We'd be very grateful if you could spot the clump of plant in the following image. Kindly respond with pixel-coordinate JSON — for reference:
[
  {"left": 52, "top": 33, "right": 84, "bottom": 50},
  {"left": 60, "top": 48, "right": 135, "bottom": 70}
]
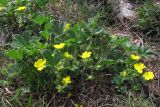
[
  {"left": 4, "top": 11, "right": 155, "bottom": 94},
  {"left": 136, "top": 1, "right": 160, "bottom": 37},
  {"left": 113, "top": 51, "right": 154, "bottom": 92}
]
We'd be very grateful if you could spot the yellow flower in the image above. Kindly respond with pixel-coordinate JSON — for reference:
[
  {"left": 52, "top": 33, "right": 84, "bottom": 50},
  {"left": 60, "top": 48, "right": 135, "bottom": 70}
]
[
  {"left": 34, "top": 58, "right": 46, "bottom": 71},
  {"left": 62, "top": 76, "right": 71, "bottom": 85},
  {"left": 16, "top": 6, "right": 26, "bottom": 11},
  {"left": 130, "top": 54, "right": 140, "bottom": 60},
  {"left": 121, "top": 71, "right": 127, "bottom": 77},
  {"left": 0, "top": 7, "right": 4, "bottom": 11},
  {"left": 134, "top": 63, "right": 146, "bottom": 73},
  {"left": 143, "top": 71, "right": 154, "bottom": 80},
  {"left": 80, "top": 51, "right": 92, "bottom": 59},
  {"left": 53, "top": 43, "right": 65, "bottom": 49},
  {"left": 64, "top": 52, "right": 73, "bottom": 59},
  {"left": 63, "top": 23, "right": 70, "bottom": 32}
]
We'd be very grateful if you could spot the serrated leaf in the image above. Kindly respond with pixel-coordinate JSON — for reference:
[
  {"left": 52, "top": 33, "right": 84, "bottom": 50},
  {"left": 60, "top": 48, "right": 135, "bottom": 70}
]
[
  {"left": 11, "top": 33, "right": 32, "bottom": 49},
  {"left": 5, "top": 49, "right": 23, "bottom": 60}
]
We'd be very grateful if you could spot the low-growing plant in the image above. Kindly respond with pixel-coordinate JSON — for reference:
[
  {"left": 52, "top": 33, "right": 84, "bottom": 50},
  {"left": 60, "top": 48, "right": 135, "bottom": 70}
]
[{"left": 4, "top": 11, "right": 154, "bottom": 94}]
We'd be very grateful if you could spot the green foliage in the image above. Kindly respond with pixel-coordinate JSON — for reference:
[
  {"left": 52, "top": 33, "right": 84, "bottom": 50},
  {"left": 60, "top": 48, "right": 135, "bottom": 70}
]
[
  {"left": 4, "top": 13, "right": 152, "bottom": 94},
  {"left": 0, "top": 0, "right": 8, "bottom": 6},
  {"left": 1, "top": 0, "right": 154, "bottom": 95},
  {"left": 136, "top": 1, "right": 160, "bottom": 36}
]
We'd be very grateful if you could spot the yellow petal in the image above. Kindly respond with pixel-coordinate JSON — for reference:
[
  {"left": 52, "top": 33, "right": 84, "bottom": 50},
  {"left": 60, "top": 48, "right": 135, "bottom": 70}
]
[
  {"left": 80, "top": 51, "right": 92, "bottom": 59},
  {"left": 64, "top": 52, "right": 73, "bottom": 59},
  {"left": 130, "top": 54, "right": 140, "bottom": 60},
  {"left": 143, "top": 71, "right": 154, "bottom": 80},
  {"left": 16, "top": 6, "right": 26, "bottom": 11},
  {"left": 134, "top": 63, "right": 146, "bottom": 73},
  {"left": 37, "top": 66, "right": 44, "bottom": 71},
  {"left": 34, "top": 58, "right": 46, "bottom": 71},
  {"left": 53, "top": 43, "right": 65, "bottom": 49}
]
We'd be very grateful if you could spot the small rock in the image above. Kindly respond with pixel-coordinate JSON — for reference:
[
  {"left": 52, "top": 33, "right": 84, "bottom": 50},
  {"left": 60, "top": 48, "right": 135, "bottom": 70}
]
[
  {"left": 156, "top": 0, "right": 160, "bottom": 4},
  {"left": 116, "top": 0, "right": 137, "bottom": 20}
]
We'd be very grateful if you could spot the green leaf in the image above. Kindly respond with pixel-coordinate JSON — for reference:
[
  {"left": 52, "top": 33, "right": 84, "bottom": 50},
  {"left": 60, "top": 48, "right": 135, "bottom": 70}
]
[
  {"left": 43, "top": 50, "right": 61, "bottom": 66},
  {"left": 5, "top": 49, "right": 23, "bottom": 60},
  {"left": 0, "top": 0, "right": 7, "bottom": 6},
  {"left": 115, "top": 37, "right": 129, "bottom": 46},
  {"left": 34, "top": 15, "right": 49, "bottom": 25},
  {"left": 94, "top": 28, "right": 104, "bottom": 35},
  {"left": 11, "top": 32, "right": 32, "bottom": 49},
  {"left": 27, "top": 96, "right": 33, "bottom": 107},
  {"left": 98, "top": 59, "right": 114, "bottom": 66},
  {"left": 64, "top": 38, "right": 77, "bottom": 46},
  {"left": 44, "top": 22, "right": 53, "bottom": 31},
  {"left": 40, "top": 30, "right": 50, "bottom": 40}
]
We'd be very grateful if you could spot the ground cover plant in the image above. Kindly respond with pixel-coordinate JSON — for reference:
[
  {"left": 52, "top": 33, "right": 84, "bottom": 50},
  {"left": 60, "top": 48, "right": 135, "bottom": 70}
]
[{"left": 0, "top": 0, "right": 159, "bottom": 107}]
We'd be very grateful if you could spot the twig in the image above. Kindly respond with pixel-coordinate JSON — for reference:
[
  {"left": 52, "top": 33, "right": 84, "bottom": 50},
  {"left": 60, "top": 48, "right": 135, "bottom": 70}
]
[{"left": 46, "top": 93, "right": 56, "bottom": 107}]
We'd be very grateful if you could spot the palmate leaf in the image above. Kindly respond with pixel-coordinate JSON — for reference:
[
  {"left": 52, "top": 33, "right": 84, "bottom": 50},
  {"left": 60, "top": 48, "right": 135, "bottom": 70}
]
[
  {"left": 5, "top": 49, "right": 23, "bottom": 60},
  {"left": 6, "top": 31, "right": 48, "bottom": 59},
  {"left": 43, "top": 50, "right": 61, "bottom": 66},
  {"left": 11, "top": 32, "right": 32, "bottom": 49},
  {"left": 33, "top": 15, "right": 49, "bottom": 25}
]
